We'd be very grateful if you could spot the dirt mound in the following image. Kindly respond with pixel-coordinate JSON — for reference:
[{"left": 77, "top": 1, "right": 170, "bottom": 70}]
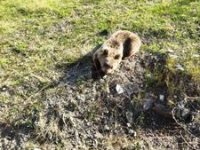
[{"left": 1, "top": 52, "right": 200, "bottom": 149}]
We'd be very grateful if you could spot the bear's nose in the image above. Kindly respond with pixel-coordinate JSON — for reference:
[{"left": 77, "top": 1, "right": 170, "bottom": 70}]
[{"left": 104, "top": 63, "right": 113, "bottom": 69}]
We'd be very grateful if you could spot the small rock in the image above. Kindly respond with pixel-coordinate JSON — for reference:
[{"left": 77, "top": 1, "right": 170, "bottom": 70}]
[
  {"left": 103, "top": 75, "right": 107, "bottom": 79},
  {"left": 159, "top": 95, "right": 165, "bottom": 102},
  {"left": 129, "top": 129, "right": 137, "bottom": 137},
  {"left": 176, "top": 64, "right": 184, "bottom": 71},
  {"left": 129, "top": 129, "right": 134, "bottom": 134},
  {"left": 146, "top": 73, "right": 152, "bottom": 78},
  {"left": 100, "top": 79, "right": 104, "bottom": 83},
  {"left": 167, "top": 48, "right": 174, "bottom": 53},
  {"left": 177, "top": 101, "right": 185, "bottom": 109},
  {"left": 143, "top": 99, "right": 154, "bottom": 111},
  {"left": 104, "top": 125, "right": 110, "bottom": 131},
  {"left": 126, "top": 111, "right": 133, "bottom": 124},
  {"left": 115, "top": 84, "right": 124, "bottom": 94},
  {"left": 86, "top": 122, "right": 91, "bottom": 126},
  {"left": 95, "top": 132, "right": 103, "bottom": 139},
  {"left": 127, "top": 123, "right": 131, "bottom": 127}
]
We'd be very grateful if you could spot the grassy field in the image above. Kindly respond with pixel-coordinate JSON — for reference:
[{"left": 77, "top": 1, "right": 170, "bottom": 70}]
[{"left": 0, "top": 0, "right": 200, "bottom": 149}]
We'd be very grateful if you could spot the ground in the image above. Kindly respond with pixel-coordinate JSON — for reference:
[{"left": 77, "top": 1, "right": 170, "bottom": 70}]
[{"left": 0, "top": 0, "right": 200, "bottom": 149}]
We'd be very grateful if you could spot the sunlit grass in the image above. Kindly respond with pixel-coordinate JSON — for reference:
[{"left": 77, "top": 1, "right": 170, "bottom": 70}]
[{"left": 0, "top": 1, "right": 199, "bottom": 147}]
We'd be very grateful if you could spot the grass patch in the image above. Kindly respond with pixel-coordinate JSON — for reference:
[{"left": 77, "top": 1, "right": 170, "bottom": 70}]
[{"left": 0, "top": 0, "right": 200, "bottom": 148}]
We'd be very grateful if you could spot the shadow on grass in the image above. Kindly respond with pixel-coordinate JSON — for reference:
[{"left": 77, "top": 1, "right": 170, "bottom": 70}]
[
  {"left": 0, "top": 122, "right": 33, "bottom": 149},
  {"left": 0, "top": 47, "right": 199, "bottom": 148},
  {"left": 55, "top": 44, "right": 102, "bottom": 86}
]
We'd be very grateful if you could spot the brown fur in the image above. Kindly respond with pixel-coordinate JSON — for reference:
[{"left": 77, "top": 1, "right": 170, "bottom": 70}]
[{"left": 93, "top": 30, "right": 141, "bottom": 75}]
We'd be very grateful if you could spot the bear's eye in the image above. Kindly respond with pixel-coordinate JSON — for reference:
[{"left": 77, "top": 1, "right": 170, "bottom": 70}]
[
  {"left": 102, "top": 49, "right": 108, "bottom": 56},
  {"left": 114, "top": 54, "right": 120, "bottom": 59}
]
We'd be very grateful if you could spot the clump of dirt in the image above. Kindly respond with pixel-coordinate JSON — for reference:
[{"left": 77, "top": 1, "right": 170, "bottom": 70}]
[{"left": 0, "top": 52, "right": 199, "bottom": 149}]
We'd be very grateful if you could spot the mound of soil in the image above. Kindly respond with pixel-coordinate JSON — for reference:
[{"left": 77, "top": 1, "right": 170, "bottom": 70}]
[{"left": 1, "top": 52, "right": 200, "bottom": 149}]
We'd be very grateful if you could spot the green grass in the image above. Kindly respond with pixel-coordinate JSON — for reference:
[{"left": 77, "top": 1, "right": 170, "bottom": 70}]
[{"left": 0, "top": 0, "right": 200, "bottom": 148}]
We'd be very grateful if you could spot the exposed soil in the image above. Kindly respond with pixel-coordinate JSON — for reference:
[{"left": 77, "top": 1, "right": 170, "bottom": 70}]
[{"left": 0, "top": 52, "right": 200, "bottom": 149}]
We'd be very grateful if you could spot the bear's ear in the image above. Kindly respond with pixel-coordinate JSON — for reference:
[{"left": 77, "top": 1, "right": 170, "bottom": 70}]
[{"left": 122, "top": 38, "right": 132, "bottom": 59}]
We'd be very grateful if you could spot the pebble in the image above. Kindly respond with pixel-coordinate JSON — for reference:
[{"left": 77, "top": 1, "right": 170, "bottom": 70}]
[
  {"left": 177, "top": 101, "right": 185, "bottom": 109},
  {"left": 104, "top": 125, "right": 110, "bottom": 131},
  {"left": 129, "top": 129, "right": 137, "bottom": 137},
  {"left": 176, "top": 64, "right": 184, "bottom": 71},
  {"left": 146, "top": 73, "right": 152, "bottom": 78},
  {"left": 115, "top": 84, "right": 124, "bottom": 94},
  {"left": 103, "top": 75, "right": 107, "bottom": 79},
  {"left": 126, "top": 111, "right": 133, "bottom": 123},
  {"left": 127, "top": 123, "right": 132, "bottom": 127},
  {"left": 100, "top": 79, "right": 104, "bottom": 83},
  {"left": 167, "top": 48, "right": 174, "bottom": 53},
  {"left": 159, "top": 95, "right": 165, "bottom": 102},
  {"left": 95, "top": 132, "right": 103, "bottom": 139}
]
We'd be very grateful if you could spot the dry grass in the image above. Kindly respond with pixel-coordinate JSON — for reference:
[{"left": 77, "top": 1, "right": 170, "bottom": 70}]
[{"left": 0, "top": 0, "right": 200, "bottom": 149}]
